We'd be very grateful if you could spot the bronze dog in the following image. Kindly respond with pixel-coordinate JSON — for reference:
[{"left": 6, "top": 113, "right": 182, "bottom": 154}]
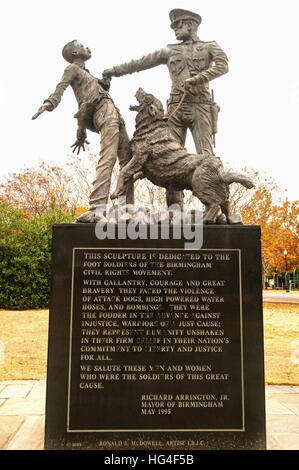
[{"left": 111, "top": 89, "right": 254, "bottom": 223}]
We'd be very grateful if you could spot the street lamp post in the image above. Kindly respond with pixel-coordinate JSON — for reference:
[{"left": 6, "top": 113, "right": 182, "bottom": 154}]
[{"left": 284, "top": 250, "right": 290, "bottom": 292}]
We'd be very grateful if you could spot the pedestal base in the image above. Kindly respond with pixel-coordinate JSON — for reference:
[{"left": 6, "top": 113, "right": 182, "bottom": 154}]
[{"left": 45, "top": 224, "right": 266, "bottom": 450}]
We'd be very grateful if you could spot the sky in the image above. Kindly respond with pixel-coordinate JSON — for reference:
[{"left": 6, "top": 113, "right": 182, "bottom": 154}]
[{"left": 1, "top": 0, "right": 299, "bottom": 201}]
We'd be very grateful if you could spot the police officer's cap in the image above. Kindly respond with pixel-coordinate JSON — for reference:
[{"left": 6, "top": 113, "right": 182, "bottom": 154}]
[{"left": 169, "top": 9, "right": 202, "bottom": 29}]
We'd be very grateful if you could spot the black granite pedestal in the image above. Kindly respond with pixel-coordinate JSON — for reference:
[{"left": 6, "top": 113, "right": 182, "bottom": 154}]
[{"left": 44, "top": 224, "right": 266, "bottom": 450}]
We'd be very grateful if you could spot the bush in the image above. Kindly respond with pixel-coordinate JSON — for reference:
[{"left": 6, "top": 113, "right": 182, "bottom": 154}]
[{"left": 0, "top": 204, "right": 73, "bottom": 309}]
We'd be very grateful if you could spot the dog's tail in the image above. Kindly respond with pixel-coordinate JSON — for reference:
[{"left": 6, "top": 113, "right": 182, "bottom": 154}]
[{"left": 219, "top": 170, "right": 255, "bottom": 189}]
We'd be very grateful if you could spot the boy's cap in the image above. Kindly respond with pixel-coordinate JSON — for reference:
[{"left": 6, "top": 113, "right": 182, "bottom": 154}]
[{"left": 169, "top": 9, "right": 202, "bottom": 29}]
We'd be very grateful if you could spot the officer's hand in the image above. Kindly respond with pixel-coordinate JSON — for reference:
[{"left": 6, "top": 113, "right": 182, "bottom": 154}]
[
  {"left": 71, "top": 139, "right": 90, "bottom": 155},
  {"left": 32, "top": 102, "right": 52, "bottom": 120},
  {"left": 184, "top": 77, "right": 197, "bottom": 91},
  {"left": 103, "top": 68, "right": 114, "bottom": 78},
  {"left": 100, "top": 75, "right": 112, "bottom": 90},
  {"left": 101, "top": 75, "right": 111, "bottom": 85}
]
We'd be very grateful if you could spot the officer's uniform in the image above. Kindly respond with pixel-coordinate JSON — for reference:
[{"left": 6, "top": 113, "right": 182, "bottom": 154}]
[{"left": 105, "top": 9, "right": 228, "bottom": 207}]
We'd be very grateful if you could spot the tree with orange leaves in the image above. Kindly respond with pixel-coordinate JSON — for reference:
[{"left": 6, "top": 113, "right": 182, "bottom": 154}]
[
  {"left": 0, "top": 162, "right": 75, "bottom": 217},
  {"left": 229, "top": 170, "right": 298, "bottom": 279}
]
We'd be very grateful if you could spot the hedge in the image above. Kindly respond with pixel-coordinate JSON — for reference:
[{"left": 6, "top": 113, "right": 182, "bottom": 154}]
[{"left": 0, "top": 204, "right": 73, "bottom": 309}]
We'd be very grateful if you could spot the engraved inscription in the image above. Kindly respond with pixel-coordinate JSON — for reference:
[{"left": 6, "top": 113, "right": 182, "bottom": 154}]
[{"left": 68, "top": 248, "right": 244, "bottom": 432}]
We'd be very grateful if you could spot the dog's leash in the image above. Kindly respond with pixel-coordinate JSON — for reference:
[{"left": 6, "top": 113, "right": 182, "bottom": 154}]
[{"left": 166, "top": 90, "right": 187, "bottom": 121}]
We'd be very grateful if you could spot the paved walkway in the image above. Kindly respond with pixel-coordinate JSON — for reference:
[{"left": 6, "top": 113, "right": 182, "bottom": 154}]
[
  {"left": 0, "top": 381, "right": 298, "bottom": 450},
  {"left": 263, "top": 292, "right": 299, "bottom": 304}
]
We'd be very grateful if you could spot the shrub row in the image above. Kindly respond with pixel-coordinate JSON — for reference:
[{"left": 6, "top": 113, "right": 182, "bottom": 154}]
[{"left": 0, "top": 204, "right": 73, "bottom": 309}]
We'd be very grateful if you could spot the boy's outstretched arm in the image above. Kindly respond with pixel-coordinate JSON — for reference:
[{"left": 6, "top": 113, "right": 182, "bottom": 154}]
[
  {"left": 32, "top": 101, "right": 53, "bottom": 120},
  {"left": 32, "top": 64, "right": 76, "bottom": 120}
]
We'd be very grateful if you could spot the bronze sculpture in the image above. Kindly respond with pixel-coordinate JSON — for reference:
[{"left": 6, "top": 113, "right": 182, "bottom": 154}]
[
  {"left": 32, "top": 40, "right": 134, "bottom": 222},
  {"left": 32, "top": 13, "right": 253, "bottom": 225},
  {"left": 111, "top": 89, "right": 254, "bottom": 224},
  {"left": 103, "top": 9, "right": 228, "bottom": 208}
]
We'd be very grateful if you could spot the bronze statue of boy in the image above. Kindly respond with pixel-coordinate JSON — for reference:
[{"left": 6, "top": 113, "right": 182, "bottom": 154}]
[{"left": 32, "top": 40, "right": 134, "bottom": 222}]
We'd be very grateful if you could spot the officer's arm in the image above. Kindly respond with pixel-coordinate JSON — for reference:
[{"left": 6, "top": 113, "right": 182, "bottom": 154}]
[
  {"left": 44, "top": 64, "right": 77, "bottom": 110},
  {"left": 103, "top": 48, "right": 170, "bottom": 77},
  {"left": 186, "top": 42, "right": 228, "bottom": 89},
  {"left": 200, "top": 42, "right": 229, "bottom": 83}
]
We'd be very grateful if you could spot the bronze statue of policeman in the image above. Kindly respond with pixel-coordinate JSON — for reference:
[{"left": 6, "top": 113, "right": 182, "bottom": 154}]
[{"left": 103, "top": 9, "right": 228, "bottom": 208}]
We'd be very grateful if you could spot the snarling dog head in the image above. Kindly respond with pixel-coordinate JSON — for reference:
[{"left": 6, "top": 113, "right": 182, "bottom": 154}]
[{"left": 130, "top": 88, "right": 165, "bottom": 121}]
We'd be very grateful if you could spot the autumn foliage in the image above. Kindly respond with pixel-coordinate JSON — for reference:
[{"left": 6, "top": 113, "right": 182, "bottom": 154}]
[
  {"left": 229, "top": 169, "right": 298, "bottom": 277},
  {"left": 0, "top": 162, "right": 74, "bottom": 217}
]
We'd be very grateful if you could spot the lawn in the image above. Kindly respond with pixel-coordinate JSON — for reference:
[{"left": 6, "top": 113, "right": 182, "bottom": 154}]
[
  {"left": 0, "top": 304, "right": 298, "bottom": 384},
  {"left": 263, "top": 303, "right": 299, "bottom": 384},
  {"left": 0, "top": 309, "right": 49, "bottom": 380}
]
